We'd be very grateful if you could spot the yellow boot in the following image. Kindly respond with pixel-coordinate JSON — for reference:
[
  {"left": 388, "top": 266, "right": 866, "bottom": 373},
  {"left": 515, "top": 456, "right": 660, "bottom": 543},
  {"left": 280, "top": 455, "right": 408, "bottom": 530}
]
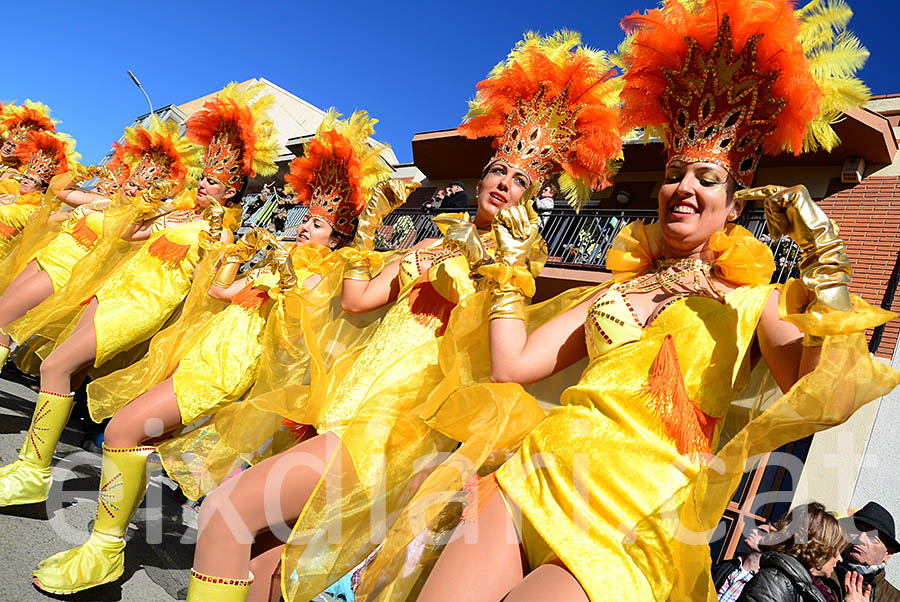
[
  {"left": 0, "top": 341, "right": 9, "bottom": 366},
  {"left": 32, "top": 445, "right": 155, "bottom": 594},
  {"left": 0, "top": 391, "right": 74, "bottom": 505},
  {"left": 186, "top": 569, "right": 252, "bottom": 602}
]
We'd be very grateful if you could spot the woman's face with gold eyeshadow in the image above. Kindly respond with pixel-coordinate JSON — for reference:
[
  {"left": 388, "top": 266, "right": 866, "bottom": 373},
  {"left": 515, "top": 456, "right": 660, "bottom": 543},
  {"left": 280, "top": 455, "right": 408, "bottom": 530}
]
[
  {"left": 19, "top": 174, "right": 43, "bottom": 194},
  {"left": 198, "top": 175, "right": 236, "bottom": 207},
  {"left": 656, "top": 161, "right": 743, "bottom": 258}
]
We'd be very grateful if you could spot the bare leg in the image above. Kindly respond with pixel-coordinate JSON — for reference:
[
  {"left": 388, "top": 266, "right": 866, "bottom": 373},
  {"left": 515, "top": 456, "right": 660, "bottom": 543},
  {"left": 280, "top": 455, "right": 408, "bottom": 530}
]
[
  {"left": 0, "top": 261, "right": 53, "bottom": 347},
  {"left": 193, "top": 431, "right": 344, "bottom": 579},
  {"left": 416, "top": 490, "right": 525, "bottom": 602},
  {"left": 247, "top": 531, "right": 285, "bottom": 602},
  {"left": 503, "top": 562, "right": 588, "bottom": 602},
  {"left": 39, "top": 299, "right": 98, "bottom": 395},
  {"left": 103, "top": 378, "right": 183, "bottom": 448}
]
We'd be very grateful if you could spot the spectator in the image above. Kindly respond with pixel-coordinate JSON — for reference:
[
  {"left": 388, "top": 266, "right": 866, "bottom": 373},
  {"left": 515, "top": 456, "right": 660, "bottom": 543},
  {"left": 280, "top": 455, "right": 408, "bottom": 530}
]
[
  {"left": 441, "top": 181, "right": 469, "bottom": 208},
  {"left": 737, "top": 502, "right": 869, "bottom": 602},
  {"left": 534, "top": 181, "right": 557, "bottom": 228},
  {"left": 714, "top": 523, "right": 772, "bottom": 601},
  {"left": 832, "top": 502, "right": 900, "bottom": 602},
  {"left": 424, "top": 187, "right": 446, "bottom": 212}
]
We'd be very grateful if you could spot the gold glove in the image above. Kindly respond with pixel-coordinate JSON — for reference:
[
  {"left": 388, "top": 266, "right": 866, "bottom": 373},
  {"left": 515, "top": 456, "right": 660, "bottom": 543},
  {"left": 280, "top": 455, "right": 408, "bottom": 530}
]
[
  {"left": 72, "top": 164, "right": 110, "bottom": 184},
  {"left": 199, "top": 201, "right": 226, "bottom": 250},
  {"left": 736, "top": 184, "right": 853, "bottom": 345},
  {"left": 433, "top": 213, "right": 486, "bottom": 270},
  {"left": 212, "top": 228, "right": 267, "bottom": 288},
  {"left": 353, "top": 179, "right": 421, "bottom": 252},
  {"left": 131, "top": 180, "right": 176, "bottom": 222},
  {"left": 270, "top": 244, "right": 298, "bottom": 289},
  {"left": 492, "top": 200, "right": 542, "bottom": 267}
]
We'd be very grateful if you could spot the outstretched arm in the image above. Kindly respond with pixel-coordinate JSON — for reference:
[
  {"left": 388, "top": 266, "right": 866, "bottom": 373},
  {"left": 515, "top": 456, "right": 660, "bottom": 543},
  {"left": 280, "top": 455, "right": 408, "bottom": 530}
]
[
  {"left": 340, "top": 239, "right": 435, "bottom": 313},
  {"left": 756, "top": 289, "right": 820, "bottom": 393}
]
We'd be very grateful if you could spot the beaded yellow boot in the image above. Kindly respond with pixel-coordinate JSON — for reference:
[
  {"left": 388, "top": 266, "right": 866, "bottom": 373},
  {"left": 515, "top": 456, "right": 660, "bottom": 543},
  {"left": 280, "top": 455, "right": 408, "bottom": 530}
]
[
  {"left": 32, "top": 445, "right": 155, "bottom": 594},
  {"left": 0, "top": 391, "right": 74, "bottom": 505},
  {"left": 186, "top": 569, "right": 252, "bottom": 602}
]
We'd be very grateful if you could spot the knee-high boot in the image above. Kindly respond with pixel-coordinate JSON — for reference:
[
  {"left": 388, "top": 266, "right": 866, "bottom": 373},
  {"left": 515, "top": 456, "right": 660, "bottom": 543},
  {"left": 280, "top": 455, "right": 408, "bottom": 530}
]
[
  {"left": 32, "top": 445, "right": 155, "bottom": 594},
  {"left": 186, "top": 569, "right": 253, "bottom": 602},
  {"left": 0, "top": 390, "right": 74, "bottom": 505}
]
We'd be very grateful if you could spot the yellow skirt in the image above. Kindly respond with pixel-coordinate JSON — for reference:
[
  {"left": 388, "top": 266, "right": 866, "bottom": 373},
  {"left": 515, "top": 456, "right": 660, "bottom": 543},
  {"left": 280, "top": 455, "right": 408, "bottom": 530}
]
[
  {"left": 172, "top": 303, "right": 268, "bottom": 425},
  {"left": 34, "top": 232, "right": 91, "bottom": 292}
]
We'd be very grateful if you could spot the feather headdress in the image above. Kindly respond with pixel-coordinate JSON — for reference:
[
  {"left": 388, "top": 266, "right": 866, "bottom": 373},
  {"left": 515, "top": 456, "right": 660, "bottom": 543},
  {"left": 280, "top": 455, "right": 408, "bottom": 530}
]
[
  {"left": 93, "top": 142, "right": 131, "bottom": 196},
  {"left": 285, "top": 109, "right": 391, "bottom": 236},
  {"left": 619, "top": 0, "right": 869, "bottom": 187},
  {"left": 1, "top": 100, "right": 58, "bottom": 144},
  {"left": 16, "top": 131, "right": 78, "bottom": 183},
  {"left": 458, "top": 31, "right": 623, "bottom": 209},
  {"left": 185, "top": 81, "right": 280, "bottom": 189},
  {"left": 123, "top": 115, "right": 201, "bottom": 192}
]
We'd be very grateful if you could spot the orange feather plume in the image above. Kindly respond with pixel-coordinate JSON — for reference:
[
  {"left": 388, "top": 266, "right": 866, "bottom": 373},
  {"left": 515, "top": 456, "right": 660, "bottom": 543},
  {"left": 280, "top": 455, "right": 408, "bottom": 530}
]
[
  {"left": 458, "top": 32, "right": 623, "bottom": 208},
  {"left": 16, "top": 131, "right": 72, "bottom": 181},
  {"left": 620, "top": 0, "right": 823, "bottom": 156},
  {"left": 2, "top": 101, "right": 57, "bottom": 142},
  {"left": 123, "top": 126, "right": 190, "bottom": 188}
]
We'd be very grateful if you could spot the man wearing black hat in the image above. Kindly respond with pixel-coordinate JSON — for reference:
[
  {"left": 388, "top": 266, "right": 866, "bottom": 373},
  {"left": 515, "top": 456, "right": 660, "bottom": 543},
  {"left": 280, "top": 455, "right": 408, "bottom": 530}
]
[
  {"left": 441, "top": 182, "right": 470, "bottom": 209},
  {"left": 833, "top": 502, "right": 900, "bottom": 602}
]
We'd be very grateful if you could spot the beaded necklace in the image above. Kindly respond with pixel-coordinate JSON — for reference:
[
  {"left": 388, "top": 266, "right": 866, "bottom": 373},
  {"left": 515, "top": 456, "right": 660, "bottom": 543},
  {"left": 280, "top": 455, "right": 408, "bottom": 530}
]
[{"left": 616, "top": 257, "right": 726, "bottom": 300}]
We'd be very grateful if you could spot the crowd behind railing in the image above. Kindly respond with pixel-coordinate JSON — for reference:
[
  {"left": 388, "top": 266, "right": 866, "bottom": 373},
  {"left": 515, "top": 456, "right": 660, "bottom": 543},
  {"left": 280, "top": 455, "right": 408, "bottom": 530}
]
[{"left": 242, "top": 188, "right": 802, "bottom": 285}]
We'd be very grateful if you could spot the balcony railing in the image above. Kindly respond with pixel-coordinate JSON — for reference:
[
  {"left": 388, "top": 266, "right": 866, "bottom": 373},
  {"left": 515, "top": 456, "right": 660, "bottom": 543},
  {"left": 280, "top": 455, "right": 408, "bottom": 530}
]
[{"left": 241, "top": 196, "right": 801, "bottom": 284}]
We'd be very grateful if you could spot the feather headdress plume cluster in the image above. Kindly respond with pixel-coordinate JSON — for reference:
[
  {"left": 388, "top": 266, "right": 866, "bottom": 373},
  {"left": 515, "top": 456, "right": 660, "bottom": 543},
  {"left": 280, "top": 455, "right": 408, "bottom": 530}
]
[
  {"left": 16, "top": 130, "right": 79, "bottom": 183},
  {"left": 93, "top": 142, "right": 132, "bottom": 196},
  {"left": 459, "top": 30, "right": 623, "bottom": 209},
  {"left": 123, "top": 115, "right": 201, "bottom": 192},
  {"left": 285, "top": 109, "right": 391, "bottom": 236},
  {"left": 1, "top": 100, "right": 58, "bottom": 144},
  {"left": 185, "top": 81, "right": 280, "bottom": 189},
  {"left": 619, "top": 0, "right": 869, "bottom": 186}
]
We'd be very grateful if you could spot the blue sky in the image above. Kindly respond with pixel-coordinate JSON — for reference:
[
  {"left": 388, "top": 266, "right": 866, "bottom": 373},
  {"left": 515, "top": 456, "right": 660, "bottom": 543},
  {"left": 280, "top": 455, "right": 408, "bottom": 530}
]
[{"left": 3, "top": 0, "right": 895, "bottom": 165}]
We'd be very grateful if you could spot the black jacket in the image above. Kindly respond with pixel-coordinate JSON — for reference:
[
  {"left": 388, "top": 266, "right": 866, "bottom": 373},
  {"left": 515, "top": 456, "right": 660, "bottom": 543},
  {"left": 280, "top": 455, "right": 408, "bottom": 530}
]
[
  {"left": 441, "top": 191, "right": 469, "bottom": 208},
  {"left": 737, "top": 552, "right": 829, "bottom": 602},
  {"left": 834, "top": 562, "right": 900, "bottom": 602}
]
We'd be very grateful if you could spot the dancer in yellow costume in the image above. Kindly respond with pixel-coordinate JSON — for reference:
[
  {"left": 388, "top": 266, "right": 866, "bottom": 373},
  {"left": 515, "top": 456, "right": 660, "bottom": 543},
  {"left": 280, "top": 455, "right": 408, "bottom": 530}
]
[
  {"left": 0, "top": 118, "right": 197, "bottom": 367},
  {"left": 411, "top": 3, "right": 900, "bottom": 601},
  {"left": 184, "top": 34, "right": 622, "bottom": 602},
  {"left": 0, "top": 100, "right": 58, "bottom": 186},
  {"left": 0, "top": 131, "right": 77, "bottom": 254},
  {"left": 0, "top": 82, "right": 277, "bottom": 516}
]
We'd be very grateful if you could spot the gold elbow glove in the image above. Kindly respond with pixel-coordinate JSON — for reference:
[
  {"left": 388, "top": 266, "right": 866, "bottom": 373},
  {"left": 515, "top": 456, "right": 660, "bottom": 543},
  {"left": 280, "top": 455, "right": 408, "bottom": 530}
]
[
  {"left": 212, "top": 228, "right": 266, "bottom": 288},
  {"left": 433, "top": 213, "right": 487, "bottom": 270},
  {"left": 131, "top": 180, "right": 176, "bottom": 222},
  {"left": 199, "top": 201, "right": 226, "bottom": 250},
  {"left": 271, "top": 245, "right": 298, "bottom": 289},
  {"left": 353, "top": 179, "right": 421, "bottom": 251},
  {"left": 72, "top": 163, "right": 110, "bottom": 184},
  {"left": 737, "top": 184, "right": 853, "bottom": 345}
]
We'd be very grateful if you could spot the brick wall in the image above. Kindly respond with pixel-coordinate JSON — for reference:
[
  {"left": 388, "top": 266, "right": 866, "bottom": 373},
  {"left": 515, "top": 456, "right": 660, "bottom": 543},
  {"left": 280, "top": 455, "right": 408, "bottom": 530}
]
[{"left": 818, "top": 175, "right": 900, "bottom": 357}]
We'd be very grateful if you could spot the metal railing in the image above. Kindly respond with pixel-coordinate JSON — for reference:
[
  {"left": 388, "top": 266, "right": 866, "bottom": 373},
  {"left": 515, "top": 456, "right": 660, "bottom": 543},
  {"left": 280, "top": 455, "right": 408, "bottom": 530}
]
[{"left": 241, "top": 200, "right": 801, "bottom": 284}]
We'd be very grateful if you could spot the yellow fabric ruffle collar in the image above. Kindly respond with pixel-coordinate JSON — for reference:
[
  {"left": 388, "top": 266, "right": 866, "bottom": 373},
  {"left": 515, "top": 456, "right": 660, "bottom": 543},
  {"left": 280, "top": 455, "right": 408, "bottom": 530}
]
[
  {"left": 291, "top": 241, "right": 335, "bottom": 275},
  {"left": 606, "top": 221, "right": 775, "bottom": 286}
]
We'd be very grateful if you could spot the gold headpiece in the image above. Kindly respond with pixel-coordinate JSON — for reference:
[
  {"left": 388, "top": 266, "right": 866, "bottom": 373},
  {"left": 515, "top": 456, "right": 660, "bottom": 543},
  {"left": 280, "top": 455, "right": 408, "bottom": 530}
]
[
  {"left": 16, "top": 131, "right": 78, "bottom": 183},
  {"left": 1, "top": 100, "right": 58, "bottom": 144},
  {"left": 285, "top": 110, "right": 391, "bottom": 236},
  {"left": 459, "top": 31, "right": 623, "bottom": 207},
  {"left": 185, "top": 82, "right": 279, "bottom": 189},
  {"left": 620, "top": 0, "right": 870, "bottom": 187},
  {"left": 123, "top": 116, "right": 201, "bottom": 191},
  {"left": 93, "top": 142, "right": 131, "bottom": 196}
]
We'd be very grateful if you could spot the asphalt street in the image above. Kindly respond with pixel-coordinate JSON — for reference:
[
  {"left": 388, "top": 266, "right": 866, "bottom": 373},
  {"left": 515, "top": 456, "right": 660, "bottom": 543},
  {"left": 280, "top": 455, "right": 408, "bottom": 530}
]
[{"left": 0, "top": 376, "right": 192, "bottom": 602}]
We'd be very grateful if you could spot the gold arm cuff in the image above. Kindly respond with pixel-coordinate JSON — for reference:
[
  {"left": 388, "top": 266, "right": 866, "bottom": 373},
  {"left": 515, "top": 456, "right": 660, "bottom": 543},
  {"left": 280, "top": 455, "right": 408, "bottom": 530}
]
[
  {"left": 489, "top": 289, "right": 525, "bottom": 321},
  {"left": 212, "top": 261, "right": 241, "bottom": 288},
  {"left": 344, "top": 260, "right": 372, "bottom": 281}
]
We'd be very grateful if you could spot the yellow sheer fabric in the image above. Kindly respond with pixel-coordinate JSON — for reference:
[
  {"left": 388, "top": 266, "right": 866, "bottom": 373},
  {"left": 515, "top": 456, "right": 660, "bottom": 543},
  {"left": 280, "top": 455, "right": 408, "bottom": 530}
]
[
  {"left": 355, "top": 221, "right": 899, "bottom": 602},
  {"left": 34, "top": 211, "right": 104, "bottom": 291},
  {"left": 7, "top": 198, "right": 142, "bottom": 375},
  {"left": 163, "top": 248, "right": 394, "bottom": 500},
  {"left": 278, "top": 229, "right": 559, "bottom": 602},
  {"left": 0, "top": 172, "right": 74, "bottom": 293},
  {"left": 0, "top": 190, "right": 43, "bottom": 255}
]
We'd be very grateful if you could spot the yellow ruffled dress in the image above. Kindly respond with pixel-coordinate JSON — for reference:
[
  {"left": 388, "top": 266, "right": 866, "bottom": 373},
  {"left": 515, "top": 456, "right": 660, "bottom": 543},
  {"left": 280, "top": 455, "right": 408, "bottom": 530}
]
[
  {"left": 90, "top": 219, "right": 208, "bottom": 367},
  {"left": 277, "top": 230, "right": 515, "bottom": 601},
  {"left": 33, "top": 208, "right": 104, "bottom": 291},
  {"left": 0, "top": 190, "right": 42, "bottom": 252},
  {"left": 491, "top": 223, "right": 898, "bottom": 602}
]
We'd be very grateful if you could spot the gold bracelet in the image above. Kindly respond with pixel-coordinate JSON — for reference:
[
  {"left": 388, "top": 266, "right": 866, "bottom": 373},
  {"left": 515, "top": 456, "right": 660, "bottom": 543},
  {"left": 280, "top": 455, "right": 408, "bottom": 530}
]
[{"left": 488, "top": 289, "right": 525, "bottom": 321}]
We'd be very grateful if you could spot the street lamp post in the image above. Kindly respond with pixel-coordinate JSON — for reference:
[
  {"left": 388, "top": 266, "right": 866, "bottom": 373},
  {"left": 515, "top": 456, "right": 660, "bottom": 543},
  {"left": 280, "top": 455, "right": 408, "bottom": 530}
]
[{"left": 127, "top": 70, "right": 154, "bottom": 116}]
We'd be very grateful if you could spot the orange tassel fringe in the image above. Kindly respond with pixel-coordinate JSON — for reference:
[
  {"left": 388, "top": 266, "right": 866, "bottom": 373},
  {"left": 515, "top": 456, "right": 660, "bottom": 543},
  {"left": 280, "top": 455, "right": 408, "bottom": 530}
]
[
  {"left": 71, "top": 217, "right": 98, "bottom": 248},
  {"left": 0, "top": 221, "right": 17, "bottom": 239},
  {"left": 408, "top": 279, "right": 456, "bottom": 336},
  {"left": 461, "top": 474, "right": 501, "bottom": 524},
  {"left": 644, "top": 335, "right": 720, "bottom": 455},
  {"left": 231, "top": 284, "right": 270, "bottom": 311},
  {"left": 281, "top": 418, "right": 312, "bottom": 443},
  {"left": 147, "top": 235, "right": 190, "bottom": 263}
]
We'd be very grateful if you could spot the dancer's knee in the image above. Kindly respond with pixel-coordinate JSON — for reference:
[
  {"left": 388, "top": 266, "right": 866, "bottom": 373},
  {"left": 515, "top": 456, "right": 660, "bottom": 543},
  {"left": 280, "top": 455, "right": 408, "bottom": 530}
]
[{"left": 197, "top": 485, "right": 254, "bottom": 548}]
